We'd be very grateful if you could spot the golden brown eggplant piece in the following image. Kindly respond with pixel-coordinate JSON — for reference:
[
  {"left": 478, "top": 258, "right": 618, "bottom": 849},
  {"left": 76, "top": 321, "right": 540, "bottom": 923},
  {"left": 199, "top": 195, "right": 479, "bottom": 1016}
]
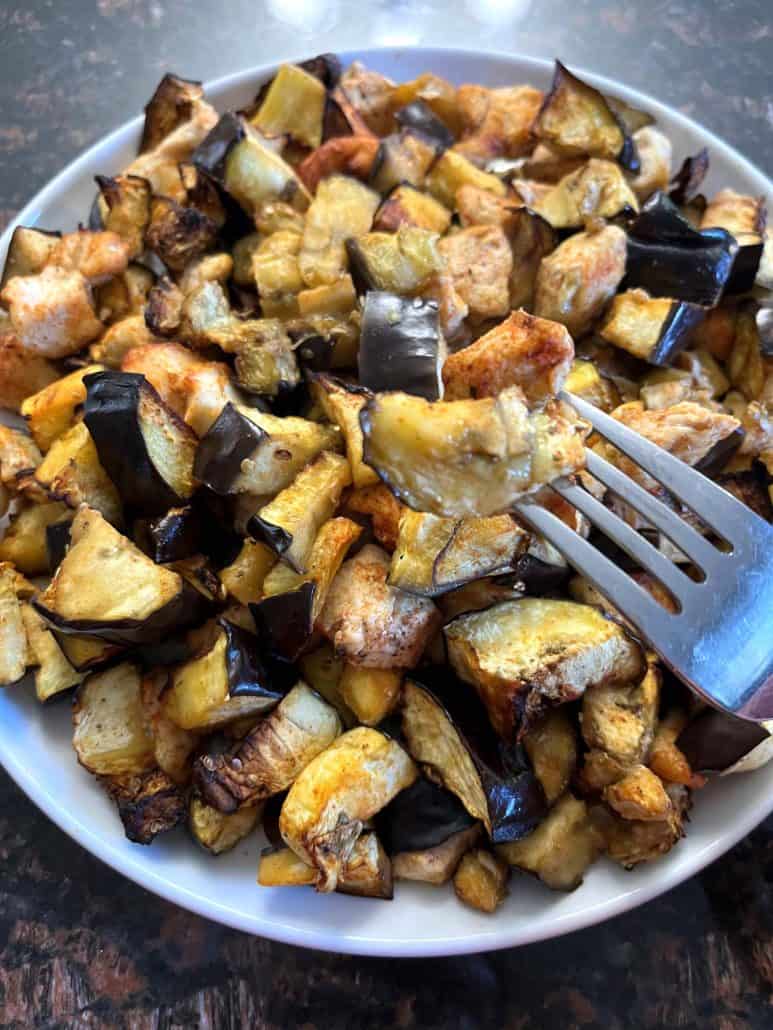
[
  {"left": 101, "top": 768, "right": 186, "bottom": 844},
  {"left": 445, "top": 599, "right": 646, "bottom": 739},
  {"left": 360, "top": 388, "right": 588, "bottom": 518},
  {"left": 453, "top": 849, "right": 509, "bottom": 913}
]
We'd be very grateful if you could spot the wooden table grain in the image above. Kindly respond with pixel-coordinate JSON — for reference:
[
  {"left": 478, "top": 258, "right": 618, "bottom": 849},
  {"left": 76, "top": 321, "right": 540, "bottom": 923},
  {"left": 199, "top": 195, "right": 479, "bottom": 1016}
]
[{"left": 1, "top": 2, "right": 771, "bottom": 1026}]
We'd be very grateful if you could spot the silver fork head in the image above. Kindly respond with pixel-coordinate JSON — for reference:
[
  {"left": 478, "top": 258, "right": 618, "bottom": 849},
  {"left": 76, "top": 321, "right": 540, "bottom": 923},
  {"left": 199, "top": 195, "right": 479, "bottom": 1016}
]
[{"left": 514, "top": 392, "right": 773, "bottom": 722}]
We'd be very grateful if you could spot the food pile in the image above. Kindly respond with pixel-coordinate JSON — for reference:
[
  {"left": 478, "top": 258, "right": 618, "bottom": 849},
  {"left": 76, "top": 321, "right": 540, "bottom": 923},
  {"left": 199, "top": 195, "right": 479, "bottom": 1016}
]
[{"left": 0, "top": 55, "right": 771, "bottom": 913}]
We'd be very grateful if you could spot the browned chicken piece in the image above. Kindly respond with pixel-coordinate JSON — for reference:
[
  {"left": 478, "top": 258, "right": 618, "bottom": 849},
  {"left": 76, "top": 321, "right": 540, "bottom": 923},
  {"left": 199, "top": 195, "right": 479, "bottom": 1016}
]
[
  {"left": 0, "top": 331, "right": 57, "bottom": 409},
  {"left": 421, "top": 273, "right": 469, "bottom": 341},
  {"left": 46, "top": 230, "right": 130, "bottom": 285},
  {"left": 603, "top": 764, "right": 673, "bottom": 821},
  {"left": 318, "top": 544, "right": 441, "bottom": 668},
  {"left": 534, "top": 224, "right": 627, "bottom": 338},
  {"left": 298, "top": 136, "right": 381, "bottom": 193},
  {"left": 1, "top": 267, "right": 103, "bottom": 358},
  {"left": 438, "top": 225, "right": 512, "bottom": 320},
  {"left": 339, "top": 61, "right": 396, "bottom": 136},
  {"left": 454, "top": 84, "right": 543, "bottom": 164},
  {"left": 343, "top": 483, "right": 404, "bottom": 552},
  {"left": 595, "top": 783, "right": 691, "bottom": 868},
  {"left": 455, "top": 184, "right": 523, "bottom": 232},
  {"left": 442, "top": 309, "right": 574, "bottom": 405},
  {"left": 605, "top": 401, "right": 741, "bottom": 491}
]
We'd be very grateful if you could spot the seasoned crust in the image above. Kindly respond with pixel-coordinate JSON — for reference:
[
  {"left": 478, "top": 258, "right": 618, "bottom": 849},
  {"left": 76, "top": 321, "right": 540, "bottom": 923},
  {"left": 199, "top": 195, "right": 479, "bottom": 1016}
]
[
  {"left": 318, "top": 544, "right": 441, "bottom": 668},
  {"left": 454, "top": 84, "right": 543, "bottom": 164},
  {"left": 101, "top": 768, "right": 187, "bottom": 844},
  {"left": 442, "top": 309, "right": 574, "bottom": 405},
  {"left": 438, "top": 225, "right": 512, "bottom": 320}
]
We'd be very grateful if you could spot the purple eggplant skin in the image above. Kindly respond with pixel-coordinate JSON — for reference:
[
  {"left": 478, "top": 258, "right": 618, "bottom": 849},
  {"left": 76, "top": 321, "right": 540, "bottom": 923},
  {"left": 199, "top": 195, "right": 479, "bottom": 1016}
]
[
  {"left": 376, "top": 775, "right": 476, "bottom": 855},
  {"left": 249, "top": 581, "right": 316, "bottom": 663},
  {"left": 261, "top": 791, "right": 288, "bottom": 849},
  {"left": 45, "top": 520, "right": 72, "bottom": 573},
  {"left": 668, "top": 148, "right": 710, "bottom": 206},
  {"left": 694, "top": 425, "right": 746, "bottom": 477},
  {"left": 677, "top": 709, "right": 769, "bottom": 774},
  {"left": 648, "top": 300, "right": 707, "bottom": 366},
  {"left": 83, "top": 371, "right": 196, "bottom": 517},
  {"left": 194, "top": 402, "right": 267, "bottom": 496},
  {"left": 395, "top": 100, "right": 455, "bottom": 152},
  {"left": 134, "top": 505, "right": 207, "bottom": 565},
  {"left": 404, "top": 669, "right": 547, "bottom": 844},
  {"left": 725, "top": 239, "right": 765, "bottom": 295},
  {"left": 220, "top": 617, "right": 291, "bottom": 702},
  {"left": 192, "top": 112, "right": 246, "bottom": 186},
  {"left": 510, "top": 556, "right": 570, "bottom": 596},
  {"left": 289, "top": 328, "right": 336, "bottom": 372},
  {"left": 625, "top": 192, "right": 737, "bottom": 308},
  {"left": 358, "top": 292, "right": 443, "bottom": 400},
  {"left": 34, "top": 579, "right": 212, "bottom": 647}
]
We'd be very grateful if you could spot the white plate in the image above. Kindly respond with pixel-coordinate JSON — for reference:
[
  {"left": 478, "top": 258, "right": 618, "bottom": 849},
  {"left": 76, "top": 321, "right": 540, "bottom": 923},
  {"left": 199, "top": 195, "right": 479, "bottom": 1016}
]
[{"left": 1, "top": 47, "right": 772, "bottom": 958}]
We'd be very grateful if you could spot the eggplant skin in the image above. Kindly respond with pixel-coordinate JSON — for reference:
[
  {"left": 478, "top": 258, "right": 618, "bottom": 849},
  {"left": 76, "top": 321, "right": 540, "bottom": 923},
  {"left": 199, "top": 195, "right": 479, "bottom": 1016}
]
[
  {"left": 359, "top": 292, "right": 443, "bottom": 400},
  {"left": 668, "top": 148, "right": 709, "bottom": 206},
  {"left": 677, "top": 709, "right": 769, "bottom": 774},
  {"left": 394, "top": 100, "right": 455, "bottom": 151},
  {"left": 140, "top": 73, "right": 204, "bottom": 154},
  {"left": 191, "top": 112, "right": 246, "bottom": 185},
  {"left": 101, "top": 768, "right": 187, "bottom": 844},
  {"left": 625, "top": 192, "right": 737, "bottom": 307},
  {"left": 136, "top": 505, "right": 207, "bottom": 564},
  {"left": 402, "top": 671, "right": 547, "bottom": 843},
  {"left": 83, "top": 371, "right": 198, "bottom": 516},
  {"left": 376, "top": 775, "right": 476, "bottom": 854},
  {"left": 250, "top": 581, "right": 316, "bottom": 663},
  {"left": 193, "top": 402, "right": 267, "bottom": 495}
]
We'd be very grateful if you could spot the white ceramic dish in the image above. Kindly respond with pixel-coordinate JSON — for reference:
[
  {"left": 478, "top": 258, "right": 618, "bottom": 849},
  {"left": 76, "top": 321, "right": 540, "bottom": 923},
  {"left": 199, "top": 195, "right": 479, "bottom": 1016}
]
[{"left": 1, "top": 47, "right": 771, "bottom": 958}]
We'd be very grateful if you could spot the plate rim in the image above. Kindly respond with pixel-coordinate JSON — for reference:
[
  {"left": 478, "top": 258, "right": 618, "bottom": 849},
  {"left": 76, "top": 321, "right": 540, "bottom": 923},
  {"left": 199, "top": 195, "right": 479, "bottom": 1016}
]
[{"left": 1, "top": 44, "right": 772, "bottom": 958}]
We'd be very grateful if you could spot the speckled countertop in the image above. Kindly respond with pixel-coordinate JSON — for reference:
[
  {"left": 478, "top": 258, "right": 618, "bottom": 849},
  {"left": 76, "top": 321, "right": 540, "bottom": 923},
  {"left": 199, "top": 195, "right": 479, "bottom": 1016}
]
[{"left": 1, "top": 2, "right": 772, "bottom": 1027}]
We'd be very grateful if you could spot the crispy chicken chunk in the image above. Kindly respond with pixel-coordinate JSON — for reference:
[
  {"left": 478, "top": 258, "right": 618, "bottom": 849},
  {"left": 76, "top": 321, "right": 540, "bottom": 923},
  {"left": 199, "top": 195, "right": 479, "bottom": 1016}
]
[
  {"left": 534, "top": 225, "right": 627, "bottom": 338},
  {"left": 438, "top": 225, "right": 512, "bottom": 320},
  {"left": 454, "top": 84, "right": 543, "bottom": 164},
  {"left": 46, "top": 230, "right": 130, "bottom": 285},
  {"left": 1, "top": 266, "right": 103, "bottom": 358},
  {"left": 442, "top": 309, "right": 574, "bottom": 405},
  {"left": 318, "top": 544, "right": 440, "bottom": 668}
]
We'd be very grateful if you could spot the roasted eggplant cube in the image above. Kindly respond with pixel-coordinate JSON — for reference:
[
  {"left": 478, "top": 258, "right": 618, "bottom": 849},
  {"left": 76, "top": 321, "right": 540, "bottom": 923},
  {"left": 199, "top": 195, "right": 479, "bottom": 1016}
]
[
  {"left": 445, "top": 599, "right": 646, "bottom": 740},
  {"left": 94, "top": 175, "right": 151, "bottom": 260},
  {"left": 83, "top": 372, "right": 197, "bottom": 516},
  {"left": 395, "top": 99, "right": 455, "bottom": 152},
  {"left": 595, "top": 783, "right": 690, "bottom": 868},
  {"left": 300, "top": 175, "right": 379, "bottom": 289},
  {"left": 346, "top": 226, "right": 440, "bottom": 296},
  {"left": 33, "top": 422, "right": 123, "bottom": 527},
  {"left": 534, "top": 159, "right": 639, "bottom": 230},
  {"left": 249, "top": 450, "right": 351, "bottom": 573},
  {"left": 453, "top": 849, "right": 509, "bottom": 913},
  {"left": 194, "top": 682, "right": 342, "bottom": 812},
  {"left": 360, "top": 389, "right": 588, "bottom": 518},
  {"left": 532, "top": 61, "right": 639, "bottom": 172},
  {"left": 677, "top": 708, "right": 770, "bottom": 775},
  {"left": 598, "top": 289, "right": 705, "bottom": 366},
  {"left": 625, "top": 192, "right": 737, "bottom": 308},
  {"left": 21, "top": 363, "right": 105, "bottom": 453},
  {"left": 339, "top": 665, "right": 402, "bottom": 726},
  {"left": 497, "top": 793, "right": 603, "bottom": 890},
  {"left": 0, "top": 501, "right": 70, "bottom": 576},
  {"left": 278, "top": 726, "right": 417, "bottom": 892},
  {"left": 425, "top": 149, "right": 507, "bottom": 209},
  {"left": 388, "top": 510, "right": 528, "bottom": 597},
  {"left": 580, "top": 665, "right": 660, "bottom": 766},
  {"left": 0, "top": 225, "right": 60, "bottom": 288},
  {"left": 308, "top": 375, "right": 378, "bottom": 489},
  {"left": 194, "top": 402, "right": 341, "bottom": 498},
  {"left": 401, "top": 674, "right": 547, "bottom": 843},
  {"left": 259, "top": 832, "right": 393, "bottom": 899},
  {"left": 318, "top": 544, "right": 440, "bottom": 668},
  {"left": 392, "top": 825, "right": 481, "bottom": 885},
  {"left": 193, "top": 114, "right": 311, "bottom": 217},
  {"left": 140, "top": 73, "right": 204, "bottom": 153},
  {"left": 189, "top": 796, "right": 261, "bottom": 854},
  {"left": 21, "top": 603, "right": 82, "bottom": 702},
  {"left": 0, "top": 562, "right": 29, "bottom": 686},
  {"left": 700, "top": 189, "right": 766, "bottom": 294},
  {"left": 370, "top": 131, "right": 437, "bottom": 195},
  {"left": 34, "top": 506, "right": 206, "bottom": 645},
  {"left": 219, "top": 538, "right": 276, "bottom": 605},
  {"left": 373, "top": 184, "right": 451, "bottom": 234},
  {"left": 102, "top": 768, "right": 186, "bottom": 844},
  {"left": 252, "top": 63, "right": 326, "bottom": 150},
  {"left": 359, "top": 292, "right": 443, "bottom": 400},
  {"left": 522, "top": 707, "right": 578, "bottom": 805},
  {"left": 73, "top": 662, "right": 155, "bottom": 775},
  {"left": 162, "top": 619, "right": 287, "bottom": 731}
]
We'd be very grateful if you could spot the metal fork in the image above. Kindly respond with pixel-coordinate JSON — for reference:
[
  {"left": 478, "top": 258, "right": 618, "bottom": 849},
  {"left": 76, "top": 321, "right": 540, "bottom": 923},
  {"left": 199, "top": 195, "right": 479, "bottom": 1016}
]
[{"left": 514, "top": 391, "right": 773, "bottom": 722}]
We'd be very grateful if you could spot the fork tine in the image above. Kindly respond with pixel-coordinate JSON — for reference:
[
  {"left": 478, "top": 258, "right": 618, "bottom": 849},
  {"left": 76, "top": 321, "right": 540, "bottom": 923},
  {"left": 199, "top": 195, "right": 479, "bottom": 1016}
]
[
  {"left": 562, "top": 390, "right": 752, "bottom": 540},
  {"left": 584, "top": 450, "right": 724, "bottom": 572},
  {"left": 514, "top": 496, "right": 673, "bottom": 644},
  {"left": 549, "top": 476, "right": 692, "bottom": 601}
]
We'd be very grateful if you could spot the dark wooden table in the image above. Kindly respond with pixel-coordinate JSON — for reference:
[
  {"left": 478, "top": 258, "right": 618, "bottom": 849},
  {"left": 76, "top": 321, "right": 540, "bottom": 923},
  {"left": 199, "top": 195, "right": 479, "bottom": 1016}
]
[{"left": 1, "top": 2, "right": 772, "bottom": 1026}]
